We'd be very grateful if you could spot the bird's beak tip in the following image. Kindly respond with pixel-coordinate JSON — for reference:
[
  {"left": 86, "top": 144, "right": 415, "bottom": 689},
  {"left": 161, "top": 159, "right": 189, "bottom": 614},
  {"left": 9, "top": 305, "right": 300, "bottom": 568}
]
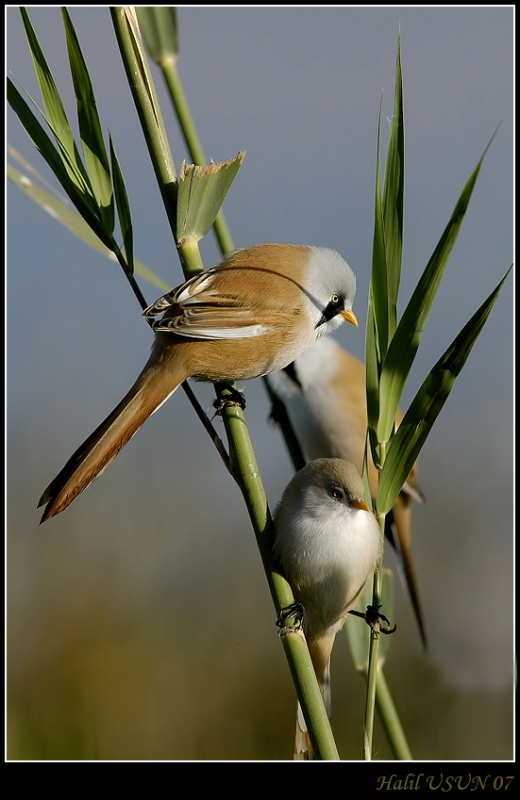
[
  {"left": 342, "top": 309, "right": 358, "bottom": 327},
  {"left": 351, "top": 498, "right": 371, "bottom": 512}
]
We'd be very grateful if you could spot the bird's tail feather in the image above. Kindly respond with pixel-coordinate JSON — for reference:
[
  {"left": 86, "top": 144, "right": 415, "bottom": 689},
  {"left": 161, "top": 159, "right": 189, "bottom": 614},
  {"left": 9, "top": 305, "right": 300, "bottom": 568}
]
[
  {"left": 294, "top": 702, "right": 315, "bottom": 760},
  {"left": 38, "top": 346, "right": 187, "bottom": 522},
  {"left": 385, "top": 492, "right": 427, "bottom": 648}
]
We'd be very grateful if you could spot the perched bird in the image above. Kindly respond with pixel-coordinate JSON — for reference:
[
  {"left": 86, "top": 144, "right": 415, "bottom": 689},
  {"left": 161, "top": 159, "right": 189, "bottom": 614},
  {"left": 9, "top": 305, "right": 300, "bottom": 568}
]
[
  {"left": 273, "top": 458, "right": 381, "bottom": 760},
  {"left": 38, "top": 244, "right": 358, "bottom": 522},
  {"left": 267, "top": 335, "right": 426, "bottom": 646}
]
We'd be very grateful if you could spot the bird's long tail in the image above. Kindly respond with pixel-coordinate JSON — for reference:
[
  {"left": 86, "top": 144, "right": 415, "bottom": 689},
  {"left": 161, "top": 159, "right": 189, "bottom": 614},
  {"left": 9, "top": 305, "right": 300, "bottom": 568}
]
[
  {"left": 385, "top": 488, "right": 427, "bottom": 648},
  {"left": 38, "top": 340, "right": 188, "bottom": 522}
]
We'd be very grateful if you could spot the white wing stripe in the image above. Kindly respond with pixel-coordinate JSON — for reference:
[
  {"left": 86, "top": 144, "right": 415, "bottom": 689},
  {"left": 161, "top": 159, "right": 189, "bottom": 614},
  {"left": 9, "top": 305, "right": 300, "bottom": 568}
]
[{"left": 156, "top": 323, "right": 271, "bottom": 340}]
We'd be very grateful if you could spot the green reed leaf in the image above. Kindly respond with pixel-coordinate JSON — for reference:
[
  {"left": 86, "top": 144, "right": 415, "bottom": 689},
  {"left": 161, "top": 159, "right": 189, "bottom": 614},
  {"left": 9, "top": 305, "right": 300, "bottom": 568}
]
[{"left": 377, "top": 265, "right": 512, "bottom": 513}]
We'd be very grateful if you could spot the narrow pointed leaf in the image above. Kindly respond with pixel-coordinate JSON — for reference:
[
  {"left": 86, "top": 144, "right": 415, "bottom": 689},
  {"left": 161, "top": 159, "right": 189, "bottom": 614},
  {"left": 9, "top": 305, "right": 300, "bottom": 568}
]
[
  {"left": 176, "top": 153, "right": 245, "bottom": 245},
  {"left": 62, "top": 7, "right": 114, "bottom": 234},
  {"left": 7, "top": 142, "right": 67, "bottom": 198},
  {"left": 137, "top": 7, "right": 236, "bottom": 257},
  {"left": 7, "top": 77, "right": 100, "bottom": 229},
  {"left": 369, "top": 95, "right": 389, "bottom": 362},
  {"left": 365, "top": 299, "right": 381, "bottom": 466},
  {"left": 7, "top": 161, "right": 169, "bottom": 293},
  {"left": 136, "top": 6, "right": 178, "bottom": 63},
  {"left": 366, "top": 98, "right": 385, "bottom": 460},
  {"left": 377, "top": 129, "right": 499, "bottom": 446},
  {"left": 19, "top": 8, "right": 91, "bottom": 195},
  {"left": 381, "top": 31, "right": 404, "bottom": 337},
  {"left": 11, "top": 75, "right": 98, "bottom": 207},
  {"left": 377, "top": 265, "right": 512, "bottom": 514},
  {"left": 361, "top": 435, "right": 373, "bottom": 509},
  {"left": 111, "top": 6, "right": 178, "bottom": 241},
  {"left": 110, "top": 136, "right": 134, "bottom": 277}
]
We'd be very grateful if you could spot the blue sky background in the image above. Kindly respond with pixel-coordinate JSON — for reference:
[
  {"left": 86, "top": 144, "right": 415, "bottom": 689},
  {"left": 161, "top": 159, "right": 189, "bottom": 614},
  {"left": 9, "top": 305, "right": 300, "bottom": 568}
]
[{"left": 7, "top": 7, "right": 514, "bottom": 760}]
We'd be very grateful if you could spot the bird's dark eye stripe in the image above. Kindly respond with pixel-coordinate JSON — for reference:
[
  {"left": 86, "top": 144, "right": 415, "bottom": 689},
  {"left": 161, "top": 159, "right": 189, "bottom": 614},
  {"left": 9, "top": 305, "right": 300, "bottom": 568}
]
[{"left": 316, "top": 294, "right": 345, "bottom": 327}]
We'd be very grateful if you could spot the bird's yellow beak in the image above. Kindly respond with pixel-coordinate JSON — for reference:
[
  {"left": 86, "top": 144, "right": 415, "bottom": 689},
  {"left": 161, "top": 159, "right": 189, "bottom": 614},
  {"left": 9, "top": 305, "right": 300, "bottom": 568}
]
[
  {"left": 351, "top": 498, "right": 371, "bottom": 512},
  {"left": 341, "top": 309, "right": 358, "bottom": 327}
]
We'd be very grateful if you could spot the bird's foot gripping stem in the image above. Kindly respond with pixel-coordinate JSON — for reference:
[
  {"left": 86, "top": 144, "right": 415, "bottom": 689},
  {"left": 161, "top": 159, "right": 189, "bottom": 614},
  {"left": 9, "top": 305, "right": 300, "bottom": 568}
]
[
  {"left": 276, "top": 601, "right": 305, "bottom": 637},
  {"left": 213, "top": 382, "right": 246, "bottom": 412},
  {"left": 349, "top": 604, "right": 397, "bottom": 636}
]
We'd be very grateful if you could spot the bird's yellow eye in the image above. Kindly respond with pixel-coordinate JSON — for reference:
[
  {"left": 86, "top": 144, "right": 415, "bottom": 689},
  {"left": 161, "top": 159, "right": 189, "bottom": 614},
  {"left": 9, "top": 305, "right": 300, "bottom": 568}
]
[{"left": 330, "top": 293, "right": 340, "bottom": 305}]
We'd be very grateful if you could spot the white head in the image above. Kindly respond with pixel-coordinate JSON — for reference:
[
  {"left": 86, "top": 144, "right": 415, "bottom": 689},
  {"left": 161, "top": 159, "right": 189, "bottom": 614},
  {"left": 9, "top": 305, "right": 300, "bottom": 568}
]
[{"left": 302, "top": 247, "right": 358, "bottom": 338}]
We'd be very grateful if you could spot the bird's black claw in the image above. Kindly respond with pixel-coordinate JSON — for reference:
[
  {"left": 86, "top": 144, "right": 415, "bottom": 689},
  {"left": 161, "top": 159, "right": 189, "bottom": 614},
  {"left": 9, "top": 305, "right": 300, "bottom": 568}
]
[
  {"left": 349, "top": 604, "right": 397, "bottom": 636},
  {"left": 213, "top": 383, "right": 246, "bottom": 412},
  {"left": 276, "top": 601, "right": 304, "bottom": 636}
]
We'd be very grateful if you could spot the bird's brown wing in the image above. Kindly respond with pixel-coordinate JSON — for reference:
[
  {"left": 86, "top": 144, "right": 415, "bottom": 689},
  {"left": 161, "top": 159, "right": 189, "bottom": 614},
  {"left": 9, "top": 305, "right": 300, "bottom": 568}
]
[{"left": 143, "top": 267, "right": 291, "bottom": 339}]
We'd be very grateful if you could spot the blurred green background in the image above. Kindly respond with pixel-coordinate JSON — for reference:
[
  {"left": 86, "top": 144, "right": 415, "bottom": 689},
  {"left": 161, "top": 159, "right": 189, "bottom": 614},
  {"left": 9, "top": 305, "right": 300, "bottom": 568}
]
[{"left": 7, "top": 7, "right": 513, "bottom": 760}]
